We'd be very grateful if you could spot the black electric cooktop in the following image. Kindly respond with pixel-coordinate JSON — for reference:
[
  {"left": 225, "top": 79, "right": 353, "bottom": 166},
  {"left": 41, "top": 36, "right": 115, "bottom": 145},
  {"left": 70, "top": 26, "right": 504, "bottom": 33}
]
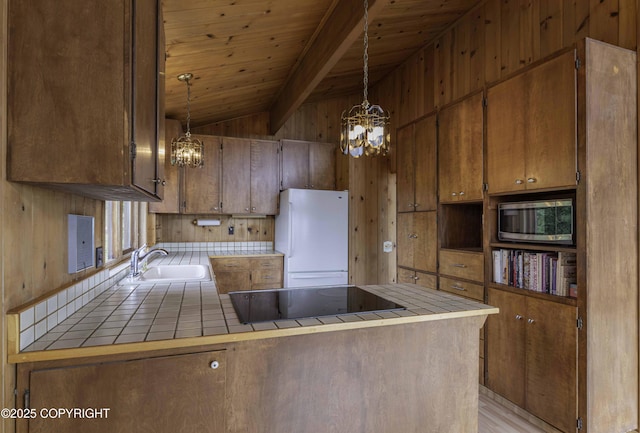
[{"left": 229, "top": 285, "right": 406, "bottom": 324}]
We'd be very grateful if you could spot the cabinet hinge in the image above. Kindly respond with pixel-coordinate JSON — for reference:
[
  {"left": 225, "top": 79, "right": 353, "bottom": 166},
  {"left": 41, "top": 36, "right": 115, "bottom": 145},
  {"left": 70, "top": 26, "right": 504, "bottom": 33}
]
[
  {"left": 577, "top": 417, "right": 583, "bottom": 430},
  {"left": 575, "top": 58, "right": 582, "bottom": 70},
  {"left": 220, "top": 142, "right": 223, "bottom": 151},
  {"left": 482, "top": 97, "right": 488, "bottom": 108},
  {"left": 130, "top": 141, "right": 137, "bottom": 160},
  {"left": 482, "top": 183, "right": 489, "bottom": 192},
  {"left": 577, "top": 316, "right": 583, "bottom": 330},
  {"left": 576, "top": 171, "right": 581, "bottom": 183},
  {"left": 24, "top": 389, "right": 30, "bottom": 410}
]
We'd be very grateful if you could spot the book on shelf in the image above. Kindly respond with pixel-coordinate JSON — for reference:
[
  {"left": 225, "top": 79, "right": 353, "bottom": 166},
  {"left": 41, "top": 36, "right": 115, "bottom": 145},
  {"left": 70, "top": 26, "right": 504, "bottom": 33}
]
[{"left": 492, "top": 248, "right": 577, "bottom": 297}]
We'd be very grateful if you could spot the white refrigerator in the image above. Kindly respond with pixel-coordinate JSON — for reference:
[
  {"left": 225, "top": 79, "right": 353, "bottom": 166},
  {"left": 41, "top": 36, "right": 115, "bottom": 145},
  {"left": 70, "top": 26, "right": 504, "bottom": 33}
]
[{"left": 275, "top": 189, "right": 348, "bottom": 288}]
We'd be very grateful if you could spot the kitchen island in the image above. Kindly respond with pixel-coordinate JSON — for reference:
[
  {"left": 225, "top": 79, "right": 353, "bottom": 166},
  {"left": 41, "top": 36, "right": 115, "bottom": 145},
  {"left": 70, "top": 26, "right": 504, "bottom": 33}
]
[{"left": 9, "top": 254, "right": 497, "bottom": 433}]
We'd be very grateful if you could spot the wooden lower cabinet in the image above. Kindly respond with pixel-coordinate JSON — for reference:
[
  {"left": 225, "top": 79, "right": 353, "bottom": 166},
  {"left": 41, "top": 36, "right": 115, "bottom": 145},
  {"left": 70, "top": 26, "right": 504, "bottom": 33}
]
[
  {"left": 397, "top": 211, "right": 437, "bottom": 273},
  {"left": 487, "top": 288, "right": 577, "bottom": 433},
  {"left": 397, "top": 268, "right": 436, "bottom": 289},
  {"left": 23, "top": 350, "right": 226, "bottom": 433},
  {"left": 211, "top": 256, "right": 283, "bottom": 294}
]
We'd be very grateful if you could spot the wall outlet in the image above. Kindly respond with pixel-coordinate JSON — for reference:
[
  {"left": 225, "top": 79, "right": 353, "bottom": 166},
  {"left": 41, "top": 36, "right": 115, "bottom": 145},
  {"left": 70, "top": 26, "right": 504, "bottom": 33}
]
[
  {"left": 95, "top": 246, "right": 104, "bottom": 268},
  {"left": 228, "top": 226, "right": 234, "bottom": 235},
  {"left": 383, "top": 241, "right": 393, "bottom": 253}
]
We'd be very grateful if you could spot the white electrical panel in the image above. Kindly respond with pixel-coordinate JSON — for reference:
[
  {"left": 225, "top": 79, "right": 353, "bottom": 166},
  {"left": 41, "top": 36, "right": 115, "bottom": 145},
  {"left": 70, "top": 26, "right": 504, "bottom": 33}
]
[{"left": 68, "top": 214, "right": 95, "bottom": 273}]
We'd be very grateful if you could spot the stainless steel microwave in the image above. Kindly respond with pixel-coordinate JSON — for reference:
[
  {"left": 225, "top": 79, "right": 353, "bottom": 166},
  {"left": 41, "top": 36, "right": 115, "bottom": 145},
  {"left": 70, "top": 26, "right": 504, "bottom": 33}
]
[{"left": 498, "top": 199, "right": 574, "bottom": 244}]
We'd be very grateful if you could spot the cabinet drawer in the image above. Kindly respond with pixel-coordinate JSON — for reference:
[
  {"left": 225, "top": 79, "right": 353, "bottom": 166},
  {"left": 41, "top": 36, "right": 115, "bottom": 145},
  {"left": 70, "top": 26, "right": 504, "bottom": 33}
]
[
  {"left": 250, "top": 256, "right": 283, "bottom": 270},
  {"left": 439, "top": 250, "right": 484, "bottom": 281},
  {"left": 210, "top": 257, "right": 251, "bottom": 271},
  {"left": 215, "top": 270, "right": 251, "bottom": 294},
  {"left": 252, "top": 268, "right": 282, "bottom": 285},
  {"left": 439, "top": 277, "right": 484, "bottom": 301}
]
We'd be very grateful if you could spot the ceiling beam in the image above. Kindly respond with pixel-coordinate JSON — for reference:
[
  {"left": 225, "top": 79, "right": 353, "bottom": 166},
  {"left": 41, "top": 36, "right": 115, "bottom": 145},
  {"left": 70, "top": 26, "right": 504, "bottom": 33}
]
[{"left": 268, "top": 0, "right": 387, "bottom": 135}]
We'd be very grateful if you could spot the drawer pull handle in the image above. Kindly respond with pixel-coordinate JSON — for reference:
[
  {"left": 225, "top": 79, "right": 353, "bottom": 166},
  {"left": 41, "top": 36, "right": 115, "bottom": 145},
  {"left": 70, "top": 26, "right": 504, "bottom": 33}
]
[
  {"left": 451, "top": 285, "right": 465, "bottom": 291},
  {"left": 210, "top": 361, "right": 220, "bottom": 369},
  {"left": 453, "top": 263, "right": 467, "bottom": 268}
]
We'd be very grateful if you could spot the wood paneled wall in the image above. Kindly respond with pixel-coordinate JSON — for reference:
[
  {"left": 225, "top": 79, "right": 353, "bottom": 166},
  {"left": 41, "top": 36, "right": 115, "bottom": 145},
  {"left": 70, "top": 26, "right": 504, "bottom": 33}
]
[{"left": 157, "top": 215, "right": 274, "bottom": 243}]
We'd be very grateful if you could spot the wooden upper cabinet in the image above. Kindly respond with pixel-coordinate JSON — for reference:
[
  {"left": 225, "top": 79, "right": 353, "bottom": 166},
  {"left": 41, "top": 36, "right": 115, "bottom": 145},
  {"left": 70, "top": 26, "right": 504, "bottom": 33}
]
[
  {"left": 281, "top": 140, "right": 336, "bottom": 190},
  {"left": 222, "top": 138, "right": 252, "bottom": 214},
  {"left": 396, "top": 124, "right": 416, "bottom": 213},
  {"left": 222, "top": 138, "right": 279, "bottom": 215},
  {"left": 250, "top": 140, "right": 280, "bottom": 214},
  {"left": 396, "top": 114, "right": 437, "bottom": 212},
  {"left": 486, "top": 50, "right": 577, "bottom": 194},
  {"left": 149, "top": 119, "right": 182, "bottom": 213},
  {"left": 184, "top": 135, "right": 222, "bottom": 214},
  {"left": 438, "top": 92, "right": 484, "bottom": 202},
  {"left": 7, "top": 0, "right": 164, "bottom": 201}
]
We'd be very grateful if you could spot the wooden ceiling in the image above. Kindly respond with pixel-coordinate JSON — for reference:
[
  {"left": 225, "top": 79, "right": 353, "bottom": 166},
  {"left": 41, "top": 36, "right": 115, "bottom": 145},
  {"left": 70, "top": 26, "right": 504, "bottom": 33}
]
[{"left": 163, "top": 0, "right": 481, "bottom": 133}]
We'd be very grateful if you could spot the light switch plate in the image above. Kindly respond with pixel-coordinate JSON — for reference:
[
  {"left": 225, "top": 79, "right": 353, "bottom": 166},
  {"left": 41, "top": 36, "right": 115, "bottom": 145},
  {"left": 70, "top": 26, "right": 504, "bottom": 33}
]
[{"left": 383, "top": 241, "right": 393, "bottom": 253}]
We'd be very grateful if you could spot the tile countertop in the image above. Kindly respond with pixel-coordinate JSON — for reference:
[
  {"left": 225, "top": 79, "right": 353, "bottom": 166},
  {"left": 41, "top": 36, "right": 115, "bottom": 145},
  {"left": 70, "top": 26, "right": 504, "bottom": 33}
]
[{"left": 8, "top": 252, "right": 497, "bottom": 364}]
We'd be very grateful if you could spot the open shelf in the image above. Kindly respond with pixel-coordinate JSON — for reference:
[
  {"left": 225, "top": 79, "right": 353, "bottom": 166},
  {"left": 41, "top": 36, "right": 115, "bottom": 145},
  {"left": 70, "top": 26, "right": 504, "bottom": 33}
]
[{"left": 439, "top": 203, "right": 483, "bottom": 250}]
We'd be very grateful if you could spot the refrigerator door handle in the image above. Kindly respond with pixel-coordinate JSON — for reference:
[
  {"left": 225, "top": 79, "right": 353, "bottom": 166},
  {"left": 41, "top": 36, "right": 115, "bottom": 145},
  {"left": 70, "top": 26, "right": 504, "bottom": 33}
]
[{"left": 288, "top": 202, "right": 294, "bottom": 258}]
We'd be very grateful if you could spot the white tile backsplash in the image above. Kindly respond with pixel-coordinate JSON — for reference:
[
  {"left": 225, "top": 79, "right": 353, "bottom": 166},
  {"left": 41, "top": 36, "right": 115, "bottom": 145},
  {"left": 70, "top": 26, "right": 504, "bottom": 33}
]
[{"left": 15, "top": 242, "right": 278, "bottom": 352}]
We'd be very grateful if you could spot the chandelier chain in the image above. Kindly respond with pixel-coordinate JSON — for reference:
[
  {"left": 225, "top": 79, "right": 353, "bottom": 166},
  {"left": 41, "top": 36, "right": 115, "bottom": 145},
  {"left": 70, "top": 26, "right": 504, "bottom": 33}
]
[
  {"left": 185, "top": 78, "right": 192, "bottom": 138},
  {"left": 363, "top": 0, "right": 369, "bottom": 105}
]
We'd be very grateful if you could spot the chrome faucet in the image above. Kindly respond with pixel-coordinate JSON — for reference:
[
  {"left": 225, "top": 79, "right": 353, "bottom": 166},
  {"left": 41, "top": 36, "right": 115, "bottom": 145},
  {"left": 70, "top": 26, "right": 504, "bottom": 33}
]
[{"left": 130, "top": 244, "right": 168, "bottom": 278}]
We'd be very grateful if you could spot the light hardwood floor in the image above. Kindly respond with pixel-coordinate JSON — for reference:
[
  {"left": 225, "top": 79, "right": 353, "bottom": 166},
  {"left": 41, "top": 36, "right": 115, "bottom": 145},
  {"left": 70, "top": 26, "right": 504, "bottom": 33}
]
[{"left": 478, "top": 393, "right": 558, "bottom": 433}]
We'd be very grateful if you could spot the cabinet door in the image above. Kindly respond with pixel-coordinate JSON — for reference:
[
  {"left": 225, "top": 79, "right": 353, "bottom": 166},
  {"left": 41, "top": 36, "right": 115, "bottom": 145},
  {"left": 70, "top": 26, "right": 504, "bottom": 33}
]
[
  {"left": 414, "top": 115, "right": 437, "bottom": 210},
  {"left": 415, "top": 271, "right": 437, "bottom": 289},
  {"left": 439, "top": 93, "right": 483, "bottom": 202},
  {"left": 28, "top": 351, "right": 226, "bottom": 433},
  {"left": 396, "top": 124, "right": 415, "bottom": 212},
  {"left": 524, "top": 51, "right": 576, "bottom": 191},
  {"left": 250, "top": 140, "right": 280, "bottom": 214},
  {"left": 281, "top": 139, "right": 309, "bottom": 190},
  {"left": 132, "top": 0, "right": 161, "bottom": 196},
  {"left": 397, "top": 267, "right": 417, "bottom": 284},
  {"left": 412, "top": 211, "right": 437, "bottom": 273},
  {"left": 486, "top": 73, "right": 527, "bottom": 194},
  {"left": 215, "top": 270, "right": 251, "bottom": 294},
  {"left": 149, "top": 119, "right": 182, "bottom": 213},
  {"left": 525, "top": 297, "right": 577, "bottom": 433},
  {"left": 308, "top": 142, "right": 336, "bottom": 190},
  {"left": 184, "top": 135, "right": 222, "bottom": 214},
  {"left": 486, "top": 288, "right": 526, "bottom": 407},
  {"left": 397, "top": 213, "right": 414, "bottom": 269},
  {"left": 222, "top": 137, "right": 251, "bottom": 214}
]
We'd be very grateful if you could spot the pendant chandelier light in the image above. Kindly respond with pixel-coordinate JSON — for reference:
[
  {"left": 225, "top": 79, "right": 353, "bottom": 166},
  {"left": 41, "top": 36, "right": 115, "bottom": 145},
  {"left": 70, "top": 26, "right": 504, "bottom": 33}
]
[
  {"left": 171, "top": 73, "right": 204, "bottom": 168},
  {"left": 340, "top": 0, "right": 390, "bottom": 158}
]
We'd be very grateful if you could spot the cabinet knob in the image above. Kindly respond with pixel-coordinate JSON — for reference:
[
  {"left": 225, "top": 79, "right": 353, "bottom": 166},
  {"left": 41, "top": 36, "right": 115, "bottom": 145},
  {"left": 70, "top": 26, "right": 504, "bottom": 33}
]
[
  {"left": 408, "top": 203, "right": 414, "bottom": 208},
  {"left": 527, "top": 318, "right": 535, "bottom": 324},
  {"left": 414, "top": 276, "right": 419, "bottom": 281},
  {"left": 515, "top": 179, "right": 523, "bottom": 185},
  {"left": 245, "top": 207, "right": 250, "bottom": 211},
  {"left": 152, "top": 178, "right": 166, "bottom": 186},
  {"left": 214, "top": 207, "right": 219, "bottom": 210},
  {"left": 210, "top": 361, "right": 220, "bottom": 369},
  {"left": 527, "top": 177, "right": 537, "bottom": 183},
  {"left": 251, "top": 207, "right": 256, "bottom": 211},
  {"left": 459, "top": 191, "right": 464, "bottom": 196},
  {"left": 515, "top": 314, "right": 523, "bottom": 320},
  {"left": 310, "top": 185, "right": 314, "bottom": 188},
  {"left": 414, "top": 203, "right": 420, "bottom": 208},
  {"left": 451, "top": 192, "right": 457, "bottom": 196}
]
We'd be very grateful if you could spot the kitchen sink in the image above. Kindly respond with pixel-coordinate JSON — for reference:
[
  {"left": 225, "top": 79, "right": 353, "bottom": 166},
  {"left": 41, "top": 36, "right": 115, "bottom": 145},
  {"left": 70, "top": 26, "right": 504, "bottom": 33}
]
[{"left": 119, "top": 264, "right": 211, "bottom": 285}]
